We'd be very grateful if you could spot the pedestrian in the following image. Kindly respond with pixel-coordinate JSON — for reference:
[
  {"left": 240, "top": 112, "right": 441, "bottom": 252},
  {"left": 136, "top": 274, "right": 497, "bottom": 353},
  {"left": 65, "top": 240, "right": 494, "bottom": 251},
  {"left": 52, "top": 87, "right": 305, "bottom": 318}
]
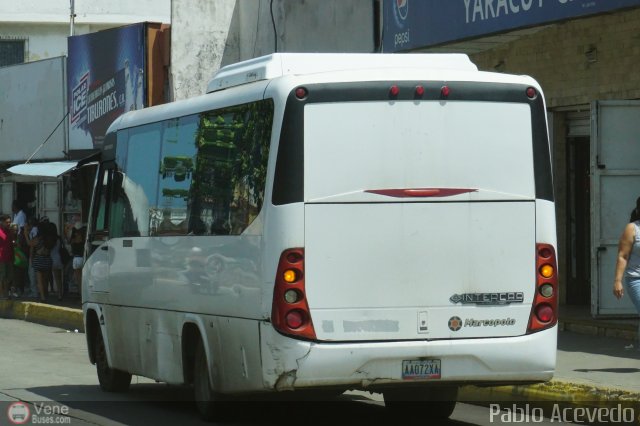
[
  {"left": 11, "top": 200, "right": 26, "bottom": 233},
  {"left": 0, "top": 215, "right": 14, "bottom": 299},
  {"left": 11, "top": 223, "right": 28, "bottom": 297},
  {"left": 28, "top": 218, "right": 55, "bottom": 302},
  {"left": 613, "top": 196, "right": 640, "bottom": 349},
  {"left": 48, "top": 222, "right": 65, "bottom": 301},
  {"left": 23, "top": 217, "right": 39, "bottom": 298}
]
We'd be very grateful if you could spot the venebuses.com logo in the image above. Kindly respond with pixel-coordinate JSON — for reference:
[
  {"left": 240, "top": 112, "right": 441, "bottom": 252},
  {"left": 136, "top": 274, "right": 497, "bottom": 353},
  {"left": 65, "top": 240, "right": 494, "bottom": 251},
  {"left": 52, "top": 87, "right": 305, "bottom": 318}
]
[
  {"left": 7, "top": 402, "right": 71, "bottom": 425},
  {"left": 7, "top": 402, "right": 30, "bottom": 425}
]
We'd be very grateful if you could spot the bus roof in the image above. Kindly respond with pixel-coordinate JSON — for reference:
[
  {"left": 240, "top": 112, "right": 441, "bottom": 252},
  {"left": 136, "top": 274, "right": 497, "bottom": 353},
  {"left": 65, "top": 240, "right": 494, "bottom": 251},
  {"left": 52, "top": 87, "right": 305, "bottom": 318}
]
[{"left": 206, "top": 53, "right": 478, "bottom": 93}]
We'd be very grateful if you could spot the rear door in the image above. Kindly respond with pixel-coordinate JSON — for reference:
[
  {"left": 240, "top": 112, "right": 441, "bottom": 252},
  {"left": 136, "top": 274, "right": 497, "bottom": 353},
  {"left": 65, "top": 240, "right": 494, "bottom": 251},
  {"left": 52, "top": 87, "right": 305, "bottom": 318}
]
[{"left": 303, "top": 100, "right": 537, "bottom": 341}]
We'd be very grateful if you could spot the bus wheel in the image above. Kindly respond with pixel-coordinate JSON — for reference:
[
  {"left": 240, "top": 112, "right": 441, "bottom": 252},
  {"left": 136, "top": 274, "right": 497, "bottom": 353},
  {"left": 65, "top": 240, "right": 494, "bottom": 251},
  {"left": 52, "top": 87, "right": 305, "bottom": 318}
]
[
  {"left": 383, "top": 386, "right": 457, "bottom": 420},
  {"left": 94, "top": 327, "right": 132, "bottom": 392},
  {"left": 193, "top": 339, "right": 228, "bottom": 421}
]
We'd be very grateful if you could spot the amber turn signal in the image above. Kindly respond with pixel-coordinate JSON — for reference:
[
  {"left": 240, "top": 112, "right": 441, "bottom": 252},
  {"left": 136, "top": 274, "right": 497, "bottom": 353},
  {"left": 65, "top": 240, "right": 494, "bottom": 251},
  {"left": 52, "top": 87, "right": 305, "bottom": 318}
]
[
  {"left": 539, "top": 264, "right": 554, "bottom": 278},
  {"left": 283, "top": 269, "right": 297, "bottom": 283}
]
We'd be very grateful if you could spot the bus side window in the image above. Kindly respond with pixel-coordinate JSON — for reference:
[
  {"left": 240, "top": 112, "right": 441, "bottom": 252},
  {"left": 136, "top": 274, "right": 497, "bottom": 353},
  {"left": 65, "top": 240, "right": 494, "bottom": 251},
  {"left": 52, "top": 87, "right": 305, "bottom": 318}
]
[
  {"left": 89, "top": 167, "right": 112, "bottom": 250},
  {"left": 109, "top": 171, "right": 142, "bottom": 238}
]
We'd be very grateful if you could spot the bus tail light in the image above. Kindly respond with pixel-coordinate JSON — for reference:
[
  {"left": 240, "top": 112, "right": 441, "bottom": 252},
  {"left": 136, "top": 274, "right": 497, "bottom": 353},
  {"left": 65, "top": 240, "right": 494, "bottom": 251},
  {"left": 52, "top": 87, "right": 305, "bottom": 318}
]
[
  {"left": 527, "top": 243, "right": 558, "bottom": 333},
  {"left": 271, "top": 248, "right": 316, "bottom": 340}
]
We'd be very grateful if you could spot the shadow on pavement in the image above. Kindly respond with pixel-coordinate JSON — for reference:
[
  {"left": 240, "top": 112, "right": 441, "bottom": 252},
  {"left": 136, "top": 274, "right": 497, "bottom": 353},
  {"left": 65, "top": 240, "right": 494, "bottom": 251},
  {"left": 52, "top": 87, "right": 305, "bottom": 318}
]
[{"left": 25, "top": 383, "right": 467, "bottom": 426}]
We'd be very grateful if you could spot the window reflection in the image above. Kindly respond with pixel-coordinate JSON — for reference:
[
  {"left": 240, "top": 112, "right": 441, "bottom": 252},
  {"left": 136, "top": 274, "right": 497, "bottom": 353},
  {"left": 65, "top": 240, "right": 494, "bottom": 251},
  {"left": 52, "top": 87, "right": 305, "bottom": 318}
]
[{"left": 112, "top": 99, "right": 274, "bottom": 238}]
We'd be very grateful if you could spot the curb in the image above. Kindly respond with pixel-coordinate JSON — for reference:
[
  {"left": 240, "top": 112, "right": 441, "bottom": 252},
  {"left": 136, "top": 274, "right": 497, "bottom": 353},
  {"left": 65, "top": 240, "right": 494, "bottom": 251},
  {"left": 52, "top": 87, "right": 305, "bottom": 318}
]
[
  {"left": 560, "top": 319, "right": 638, "bottom": 342},
  {"left": 0, "top": 300, "right": 83, "bottom": 332},
  {"left": 460, "top": 380, "right": 640, "bottom": 405}
]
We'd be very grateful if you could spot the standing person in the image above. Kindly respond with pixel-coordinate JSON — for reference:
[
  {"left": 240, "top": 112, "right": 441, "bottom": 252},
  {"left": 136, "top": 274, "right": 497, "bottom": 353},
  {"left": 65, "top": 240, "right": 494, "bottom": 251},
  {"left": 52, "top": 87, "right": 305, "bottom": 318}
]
[
  {"left": 23, "top": 218, "right": 39, "bottom": 298},
  {"left": 11, "top": 201, "right": 27, "bottom": 298},
  {"left": 0, "top": 215, "right": 14, "bottom": 299},
  {"left": 613, "top": 197, "right": 640, "bottom": 349},
  {"left": 11, "top": 201, "right": 26, "bottom": 232},
  {"left": 11, "top": 223, "right": 28, "bottom": 297},
  {"left": 48, "top": 222, "right": 65, "bottom": 301},
  {"left": 29, "top": 219, "right": 55, "bottom": 302}
]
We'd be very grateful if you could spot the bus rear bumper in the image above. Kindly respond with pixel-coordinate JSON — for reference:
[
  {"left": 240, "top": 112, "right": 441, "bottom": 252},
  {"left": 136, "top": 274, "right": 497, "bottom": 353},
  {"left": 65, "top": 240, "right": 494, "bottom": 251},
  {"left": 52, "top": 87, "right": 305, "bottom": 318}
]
[{"left": 259, "top": 323, "right": 556, "bottom": 391}]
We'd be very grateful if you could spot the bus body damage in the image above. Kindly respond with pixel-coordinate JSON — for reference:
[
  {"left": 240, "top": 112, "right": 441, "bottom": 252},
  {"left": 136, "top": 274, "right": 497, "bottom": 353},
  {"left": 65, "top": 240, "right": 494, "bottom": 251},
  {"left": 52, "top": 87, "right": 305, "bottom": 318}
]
[{"left": 260, "top": 322, "right": 556, "bottom": 392}]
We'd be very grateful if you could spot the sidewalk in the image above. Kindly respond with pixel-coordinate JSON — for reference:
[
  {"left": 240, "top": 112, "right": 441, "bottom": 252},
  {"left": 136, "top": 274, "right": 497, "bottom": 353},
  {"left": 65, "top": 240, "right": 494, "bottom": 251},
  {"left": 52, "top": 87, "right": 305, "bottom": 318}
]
[
  {"left": 0, "top": 295, "right": 83, "bottom": 332},
  {"left": 1, "top": 298, "right": 638, "bottom": 411}
]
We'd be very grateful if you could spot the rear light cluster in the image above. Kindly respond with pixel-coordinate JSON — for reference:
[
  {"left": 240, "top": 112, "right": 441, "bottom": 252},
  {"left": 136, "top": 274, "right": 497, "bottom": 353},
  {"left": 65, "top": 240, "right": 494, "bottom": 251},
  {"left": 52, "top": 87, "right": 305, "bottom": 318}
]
[
  {"left": 527, "top": 243, "right": 558, "bottom": 333},
  {"left": 388, "top": 84, "right": 451, "bottom": 98},
  {"left": 271, "top": 248, "right": 316, "bottom": 340}
]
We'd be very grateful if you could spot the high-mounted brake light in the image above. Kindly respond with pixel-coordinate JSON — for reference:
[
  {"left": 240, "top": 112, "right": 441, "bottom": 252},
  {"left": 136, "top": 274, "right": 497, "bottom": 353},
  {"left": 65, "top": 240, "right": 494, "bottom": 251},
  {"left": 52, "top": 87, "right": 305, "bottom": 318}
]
[
  {"left": 526, "top": 87, "right": 537, "bottom": 99},
  {"left": 415, "top": 85, "right": 425, "bottom": 97},
  {"left": 441, "top": 85, "right": 451, "bottom": 98},
  {"left": 271, "top": 248, "right": 316, "bottom": 340},
  {"left": 528, "top": 244, "right": 558, "bottom": 333},
  {"left": 295, "top": 87, "right": 308, "bottom": 99},
  {"left": 389, "top": 85, "right": 400, "bottom": 97}
]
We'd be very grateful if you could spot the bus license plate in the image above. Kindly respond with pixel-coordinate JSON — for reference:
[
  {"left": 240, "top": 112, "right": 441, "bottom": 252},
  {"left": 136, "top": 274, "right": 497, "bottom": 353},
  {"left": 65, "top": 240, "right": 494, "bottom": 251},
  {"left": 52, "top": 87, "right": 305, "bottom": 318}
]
[{"left": 402, "top": 359, "right": 441, "bottom": 380}]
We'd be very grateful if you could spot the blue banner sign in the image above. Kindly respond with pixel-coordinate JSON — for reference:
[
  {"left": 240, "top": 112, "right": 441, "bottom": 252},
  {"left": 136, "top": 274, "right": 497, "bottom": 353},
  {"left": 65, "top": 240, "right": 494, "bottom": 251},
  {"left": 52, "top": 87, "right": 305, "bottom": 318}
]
[
  {"left": 68, "top": 23, "right": 146, "bottom": 149},
  {"left": 383, "top": 0, "right": 640, "bottom": 52}
]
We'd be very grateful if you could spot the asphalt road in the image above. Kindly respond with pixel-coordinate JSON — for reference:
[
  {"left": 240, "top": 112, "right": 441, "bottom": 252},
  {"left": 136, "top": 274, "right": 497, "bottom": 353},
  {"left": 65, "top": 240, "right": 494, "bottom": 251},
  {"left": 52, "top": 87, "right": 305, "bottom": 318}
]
[{"left": 0, "top": 318, "right": 577, "bottom": 426}]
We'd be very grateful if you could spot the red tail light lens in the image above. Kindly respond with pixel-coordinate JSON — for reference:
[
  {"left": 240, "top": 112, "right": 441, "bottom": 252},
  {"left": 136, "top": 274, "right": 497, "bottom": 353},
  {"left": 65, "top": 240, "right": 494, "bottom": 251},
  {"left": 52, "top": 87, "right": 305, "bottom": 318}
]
[
  {"left": 285, "top": 310, "right": 305, "bottom": 329},
  {"left": 527, "top": 244, "right": 558, "bottom": 333},
  {"left": 271, "top": 248, "right": 316, "bottom": 340},
  {"left": 535, "top": 304, "right": 554, "bottom": 323}
]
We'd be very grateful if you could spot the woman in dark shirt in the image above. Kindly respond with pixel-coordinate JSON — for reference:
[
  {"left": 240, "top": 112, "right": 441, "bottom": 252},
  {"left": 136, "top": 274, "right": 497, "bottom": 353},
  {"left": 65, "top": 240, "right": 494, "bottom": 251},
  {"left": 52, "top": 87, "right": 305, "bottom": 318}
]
[{"left": 29, "top": 221, "right": 55, "bottom": 302}]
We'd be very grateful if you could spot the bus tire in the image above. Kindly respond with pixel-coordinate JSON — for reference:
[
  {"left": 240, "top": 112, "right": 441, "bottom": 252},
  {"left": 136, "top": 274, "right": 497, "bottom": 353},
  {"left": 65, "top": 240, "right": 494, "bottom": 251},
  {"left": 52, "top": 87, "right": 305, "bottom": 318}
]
[
  {"left": 383, "top": 386, "right": 457, "bottom": 420},
  {"left": 194, "top": 339, "right": 228, "bottom": 421},
  {"left": 94, "top": 327, "right": 132, "bottom": 392}
]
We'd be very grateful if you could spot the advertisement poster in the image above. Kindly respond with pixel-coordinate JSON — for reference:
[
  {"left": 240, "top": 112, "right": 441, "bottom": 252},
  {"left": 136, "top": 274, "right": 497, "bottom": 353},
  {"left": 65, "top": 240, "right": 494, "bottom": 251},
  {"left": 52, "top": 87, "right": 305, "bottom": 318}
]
[
  {"left": 68, "top": 23, "right": 146, "bottom": 149},
  {"left": 383, "top": 0, "right": 640, "bottom": 52}
]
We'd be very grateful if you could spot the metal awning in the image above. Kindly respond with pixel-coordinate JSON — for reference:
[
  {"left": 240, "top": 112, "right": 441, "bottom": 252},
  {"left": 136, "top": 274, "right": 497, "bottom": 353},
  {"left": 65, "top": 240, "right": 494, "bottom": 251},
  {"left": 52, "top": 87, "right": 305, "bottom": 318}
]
[
  {"left": 8, "top": 161, "right": 80, "bottom": 178},
  {"left": 7, "top": 152, "right": 100, "bottom": 178}
]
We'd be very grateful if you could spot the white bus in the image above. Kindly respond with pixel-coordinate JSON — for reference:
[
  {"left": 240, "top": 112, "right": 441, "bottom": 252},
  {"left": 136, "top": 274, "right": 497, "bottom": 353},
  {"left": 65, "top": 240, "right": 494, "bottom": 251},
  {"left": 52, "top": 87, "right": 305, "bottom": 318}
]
[{"left": 82, "top": 53, "right": 558, "bottom": 420}]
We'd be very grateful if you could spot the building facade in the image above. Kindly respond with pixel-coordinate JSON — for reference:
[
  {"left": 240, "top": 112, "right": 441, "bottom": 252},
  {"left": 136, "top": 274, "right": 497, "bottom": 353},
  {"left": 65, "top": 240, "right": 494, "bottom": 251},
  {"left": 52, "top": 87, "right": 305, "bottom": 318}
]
[
  {"left": 0, "top": 1, "right": 171, "bottom": 292},
  {"left": 0, "top": 0, "right": 170, "bottom": 66}
]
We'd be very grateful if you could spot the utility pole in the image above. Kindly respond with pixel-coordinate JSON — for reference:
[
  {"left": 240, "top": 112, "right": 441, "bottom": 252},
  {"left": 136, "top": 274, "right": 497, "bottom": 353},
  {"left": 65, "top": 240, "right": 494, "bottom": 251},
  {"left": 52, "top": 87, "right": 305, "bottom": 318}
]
[{"left": 70, "top": 0, "right": 76, "bottom": 36}]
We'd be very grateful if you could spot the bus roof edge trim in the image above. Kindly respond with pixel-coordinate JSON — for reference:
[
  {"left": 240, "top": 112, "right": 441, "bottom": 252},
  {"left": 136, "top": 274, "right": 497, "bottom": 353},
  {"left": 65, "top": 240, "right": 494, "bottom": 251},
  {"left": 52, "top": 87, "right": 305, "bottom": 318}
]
[{"left": 206, "top": 53, "right": 478, "bottom": 93}]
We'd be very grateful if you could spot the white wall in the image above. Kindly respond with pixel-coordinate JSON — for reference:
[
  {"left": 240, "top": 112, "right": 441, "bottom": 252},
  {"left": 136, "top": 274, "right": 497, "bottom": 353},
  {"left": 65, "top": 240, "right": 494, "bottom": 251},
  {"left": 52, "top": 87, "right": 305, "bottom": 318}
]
[
  {"left": 170, "top": 0, "right": 374, "bottom": 101},
  {"left": 0, "top": 0, "right": 170, "bottom": 25},
  {"left": 171, "top": 0, "right": 236, "bottom": 101},
  {"left": 0, "top": 0, "right": 170, "bottom": 62},
  {"left": 0, "top": 57, "right": 67, "bottom": 162}
]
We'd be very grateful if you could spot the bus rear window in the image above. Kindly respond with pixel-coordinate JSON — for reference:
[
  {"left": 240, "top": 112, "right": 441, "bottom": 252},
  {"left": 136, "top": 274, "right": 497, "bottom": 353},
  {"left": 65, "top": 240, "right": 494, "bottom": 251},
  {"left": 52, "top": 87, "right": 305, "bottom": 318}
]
[{"left": 303, "top": 101, "right": 535, "bottom": 201}]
